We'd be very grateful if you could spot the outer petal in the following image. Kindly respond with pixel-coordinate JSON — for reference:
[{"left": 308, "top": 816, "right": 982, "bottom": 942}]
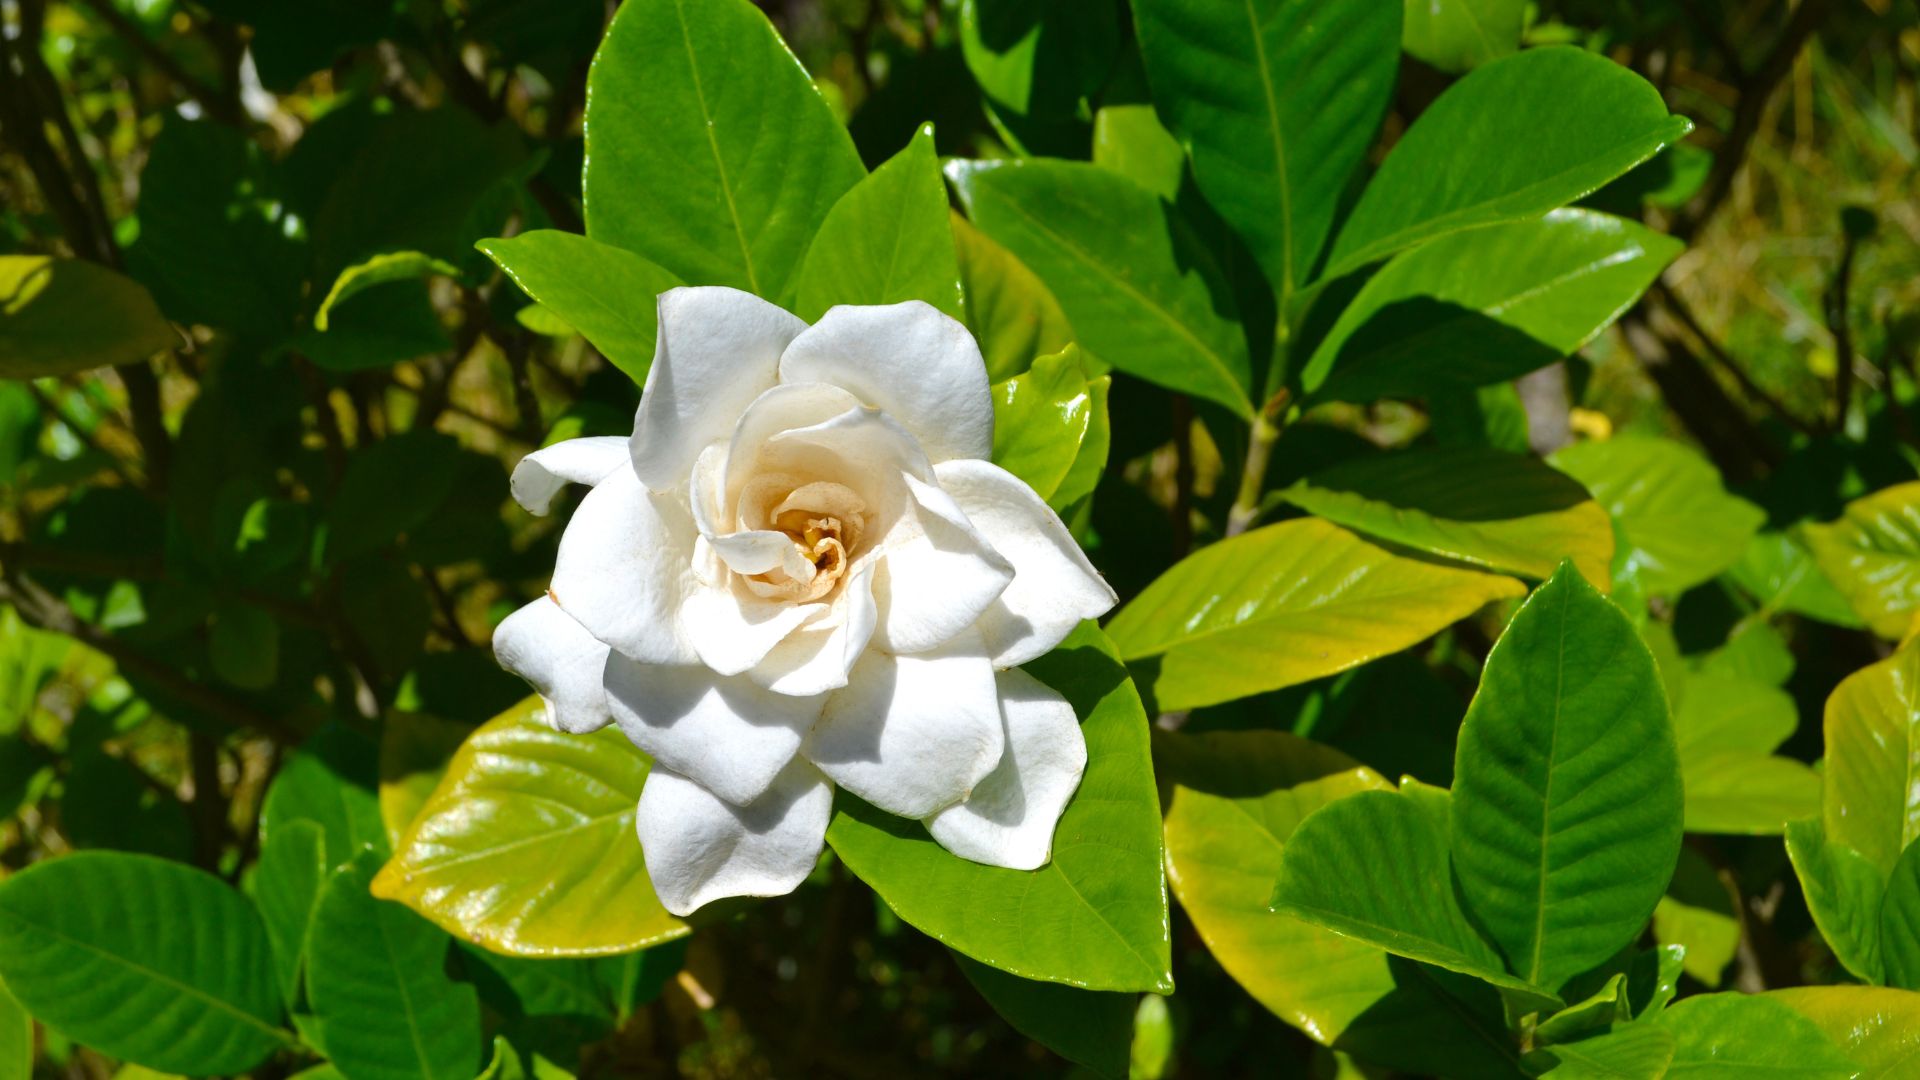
[
  {"left": 630, "top": 287, "right": 808, "bottom": 491},
  {"left": 492, "top": 596, "right": 612, "bottom": 734},
  {"left": 926, "top": 667, "right": 1086, "bottom": 870},
  {"left": 636, "top": 759, "right": 832, "bottom": 917},
  {"left": 748, "top": 555, "right": 879, "bottom": 697},
  {"left": 776, "top": 302, "right": 993, "bottom": 464},
  {"left": 509, "top": 436, "right": 631, "bottom": 516},
  {"left": 870, "top": 473, "right": 1013, "bottom": 654},
  {"left": 932, "top": 459, "right": 1117, "bottom": 668},
  {"left": 802, "top": 629, "right": 1005, "bottom": 818},
  {"left": 550, "top": 468, "right": 699, "bottom": 665},
  {"left": 605, "top": 654, "right": 825, "bottom": 806},
  {"left": 679, "top": 586, "right": 821, "bottom": 677}
]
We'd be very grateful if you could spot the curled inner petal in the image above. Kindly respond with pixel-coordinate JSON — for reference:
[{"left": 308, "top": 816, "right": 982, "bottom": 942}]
[{"left": 742, "top": 481, "right": 869, "bottom": 603}]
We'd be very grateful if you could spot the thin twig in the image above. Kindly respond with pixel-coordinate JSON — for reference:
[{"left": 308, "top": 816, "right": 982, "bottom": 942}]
[{"left": 1653, "top": 281, "right": 1821, "bottom": 436}]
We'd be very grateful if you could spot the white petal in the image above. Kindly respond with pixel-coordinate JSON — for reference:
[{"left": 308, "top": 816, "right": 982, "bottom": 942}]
[
  {"left": 871, "top": 473, "right": 1013, "bottom": 654},
  {"left": 724, "top": 382, "right": 866, "bottom": 501},
  {"left": 803, "top": 629, "right": 1005, "bottom": 818},
  {"left": 932, "top": 459, "right": 1116, "bottom": 667},
  {"left": 509, "top": 436, "right": 632, "bottom": 516},
  {"left": 630, "top": 287, "right": 807, "bottom": 491},
  {"left": 636, "top": 759, "right": 832, "bottom": 917},
  {"left": 606, "top": 654, "right": 825, "bottom": 806},
  {"left": 550, "top": 468, "right": 699, "bottom": 665},
  {"left": 679, "top": 586, "right": 821, "bottom": 677},
  {"left": 755, "top": 405, "right": 934, "bottom": 534},
  {"left": 926, "top": 667, "right": 1086, "bottom": 870},
  {"left": 777, "top": 302, "right": 993, "bottom": 464},
  {"left": 749, "top": 556, "right": 879, "bottom": 697},
  {"left": 492, "top": 596, "right": 612, "bottom": 733},
  {"left": 689, "top": 442, "right": 812, "bottom": 580}
]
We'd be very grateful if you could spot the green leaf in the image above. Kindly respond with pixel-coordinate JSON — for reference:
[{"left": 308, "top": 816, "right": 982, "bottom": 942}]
[
  {"left": 1323, "top": 46, "right": 1690, "bottom": 279},
  {"left": 479, "top": 231, "right": 680, "bottom": 386},
  {"left": 1271, "top": 780, "right": 1561, "bottom": 1012},
  {"left": 960, "top": 0, "right": 1117, "bottom": 120},
  {"left": 1106, "top": 518, "right": 1524, "bottom": 711},
  {"left": 1784, "top": 817, "right": 1885, "bottom": 984},
  {"left": 582, "top": 0, "right": 864, "bottom": 302},
  {"left": 795, "top": 124, "right": 961, "bottom": 321},
  {"left": 1672, "top": 673, "right": 1817, "bottom": 835},
  {"left": 0, "top": 852, "right": 285, "bottom": 1075},
  {"left": 60, "top": 749, "right": 193, "bottom": 861},
  {"left": 1091, "top": 105, "right": 1185, "bottom": 202},
  {"left": 0, "top": 978, "right": 29, "bottom": 1080},
  {"left": 1130, "top": 0, "right": 1400, "bottom": 300},
  {"left": 314, "top": 251, "right": 462, "bottom": 331},
  {"left": 1726, "top": 531, "right": 1864, "bottom": 629},
  {"left": 289, "top": 279, "right": 452, "bottom": 373},
  {"left": 1524, "top": 1024, "right": 1676, "bottom": 1079},
  {"left": 210, "top": 599, "right": 280, "bottom": 690},
  {"left": 373, "top": 697, "right": 690, "bottom": 956},
  {"left": 1882, "top": 840, "right": 1920, "bottom": 990},
  {"left": 1401, "top": 0, "right": 1524, "bottom": 73},
  {"left": 1549, "top": 436, "right": 1766, "bottom": 596},
  {"left": 826, "top": 624, "right": 1172, "bottom": 993},
  {"left": 1299, "top": 210, "right": 1679, "bottom": 404},
  {"left": 0, "top": 257, "right": 174, "bottom": 377},
  {"left": 325, "top": 429, "right": 464, "bottom": 564},
  {"left": 1279, "top": 446, "right": 1614, "bottom": 584},
  {"left": 1823, "top": 639, "right": 1920, "bottom": 876},
  {"left": 1054, "top": 373, "right": 1111, "bottom": 512},
  {"left": 261, "top": 723, "right": 390, "bottom": 871},
  {"left": 952, "top": 214, "right": 1075, "bottom": 382},
  {"left": 954, "top": 951, "right": 1132, "bottom": 1079},
  {"left": 992, "top": 345, "right": 1097, "bottom": 503},
  {"left": 308, "top": 851, "right": 482, "bottom": 1080},
  {"left": 1450, "top": 564, "right": 1682, "bottom": 990},
  {"left": 950, "top": 159, "right": 1254, "bottom": 417},
  {"left": 1654, "top": 992, "right": 1859, "bottom": 1078},
  {"left": 1160, "top": 731, "right": 1525, "bottom": 1075},
  {"left": 1804, "top": 481, "right": 1920, "bottom": 639},
  {"left": 1651, "top": 849, "right": 1740, "bottom": 988},
  {"left": 1771, "top": 985, "right": 1920, "bottom": 1078},
  {"left": 249, "top": 819, "right": 328, "bottom": 1006}
]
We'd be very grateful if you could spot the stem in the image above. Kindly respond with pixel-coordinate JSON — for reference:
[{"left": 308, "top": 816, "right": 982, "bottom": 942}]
[{"left": 1225, "top": 391, "right": 1289, "bottom": 538}]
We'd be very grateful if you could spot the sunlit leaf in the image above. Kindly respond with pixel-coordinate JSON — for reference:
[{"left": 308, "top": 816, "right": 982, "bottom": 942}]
[
  {"left": 1804, "top": 481, "right": 1920, "bottom": 639},
  {"left": 795, "top": 123, "right": 961, "bottom": 321},
  {"left": 478, "top": 231, "right": 682, "bottom": 385}
]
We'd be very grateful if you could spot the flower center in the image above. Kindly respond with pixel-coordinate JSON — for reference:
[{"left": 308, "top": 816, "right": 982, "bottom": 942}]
[{"left": 739, "top": 481, "right": 868, "bottom": 603}]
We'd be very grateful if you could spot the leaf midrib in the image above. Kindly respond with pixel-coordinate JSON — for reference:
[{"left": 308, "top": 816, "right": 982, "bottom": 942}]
[{"left": 672, "top": 0, "right": 761, "bottom": 295}]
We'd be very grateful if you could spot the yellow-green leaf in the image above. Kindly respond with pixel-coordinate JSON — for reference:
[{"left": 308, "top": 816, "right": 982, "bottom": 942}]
[{"left": 1804, "top": 481, "right": 1920, "bottom": 639}]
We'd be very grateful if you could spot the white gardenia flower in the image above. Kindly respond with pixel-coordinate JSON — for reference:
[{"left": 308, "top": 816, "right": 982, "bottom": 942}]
[{"left": 492, "top": 287, "right": 1117, "bottom": 916}]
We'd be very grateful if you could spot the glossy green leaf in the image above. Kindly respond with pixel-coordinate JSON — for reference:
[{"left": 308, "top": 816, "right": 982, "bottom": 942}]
[
  {"left": 954, "top": 951, "right": 1132, "bottom": 1079},
  {"left": 1655, "top": 992, "right": 1859, "bottom": 1078},
  {"left": 582, "top": 0, "right": 864, "bottom": 301},
  {"left": 314, "top": 251, "right": 461, "bottom": 331},
  {"left": 1804, "top": 481, "right": 1920, "bottom": 639},
  {"left": 1784, "top": 817, "right": 1885, "bottom": 984},
  {"left": 373, "top": 697, "right": 689, "bottom": 956},
  {"left": 950, "top": 159, "right": 1254, "bottom": 417},
  {"left": 1323, "top": 47, "right": 1690, "bottom": 278},
  {"left": 1771, "top": 985, "right": 1920, "bottom": 1078},
  {"left": 796, "top": 124, "right": 961, "bottom": 321},
  {"left": 0, "top": 852, "right": 285, "bottom": 1074},
  {"left": 249, "top": 819, "right": 328, "bottom": 1005},
  {"left": 0, "top": 978, "right": 28, "bottom": 1080},
  {"left": 1524, "top": 1024, "right": 1675, "bottom": 1080},
  {"left": 1823, "top": 640, "right": 1920, "bottom": 876},
  {"left": 960, "top": 0, "right": 1116, "bottom": 120},
  {"left": 261, "top": 723, "right": 390, "bottom": 871},
  {"left": 992, "top": 345, "right": 1096, "bottom": 503},
  {"left": 1532, "top": 974, "right": 1630, "bottom": 1045},
  {"left": 1053, "top": 373, "right": 1110, "bottom": 511},
  {"left": 1402, "top": 0, "right": 1524, "bottom": 73},
  {"left": 308, "top": 851, "right": 482, "bottom": 1080},
  {"left": 1160, "top": 731, "right": 1524, "bottom": 1075},
  {"left": 1726, "top": 531, "right": 1864, "bottom": 629},
  {"left": 826, "top": 625, "right": 1171, "bottom": 993},
  {"left": 1450, "top": 565, "right": 1681, "bottom": 991},
  {"left": 952, "top": 213, "right": 1075, "bottom": 382},
  {"left": 1280, "top": 446, "right": 1614, "bottom": 584},
  {"left": 1550, "top": 436, "right": 1766, "bottom": 596},
  {"left": 1300, "top": 210, "right": 1679, "bottom": 404},
  {"left": 1131, "top": 0, "right": 1398, "bottom": 301},
  {"left": 478, "top": 231, "right": 682, "bottom": 385},
  {"left": 1091, "top": 105, "right": 1184, "bottom": 202},
  {"left": 1652, "top": 850, "right": 1740, "bottom": 988},
  {"left": 1107, "top": 517, "right": 1524, "bottom": 711},
  {"left": 0, "top": 256, "right": 174, "bottom": 377},
  {"left": 1272, "top": 780, "right": 1560, "bottom": 1012},
  {"left": 1882, "top": 841, "right": 1920, "bottom": 990}
]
